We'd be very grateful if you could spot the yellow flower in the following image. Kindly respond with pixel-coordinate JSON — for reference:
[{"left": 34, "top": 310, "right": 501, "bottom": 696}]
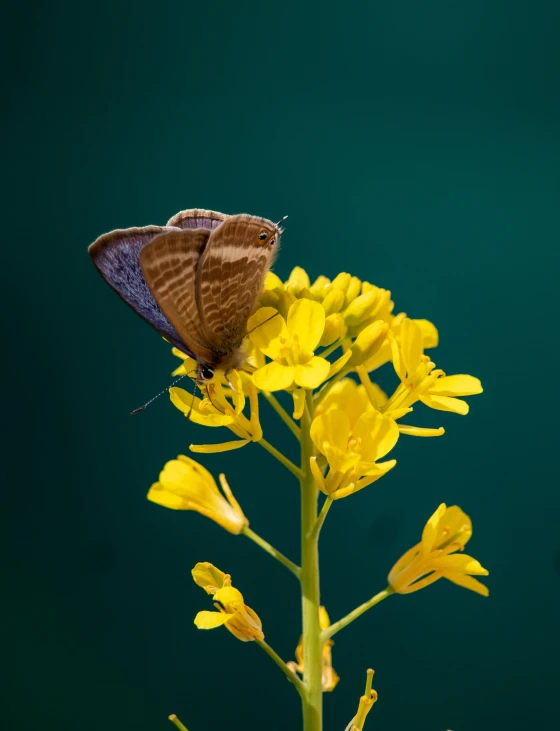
[
  {"left": 363, "top": 313, "right": 439, "bottom": 372},
  {"left": 169, "top": 371, "right": 263, "bottom": 453},
  {"left": 388, "top": 504, "right": 489, "bottom": 596},
  {"left": 248, "top": 300, "right": 351, "bottom": 418},
  {"left": 287, "top": 606, "right": 339, "bottom": 692},
  {"left": 383, "top": 318, "right": 483, "bottom": 417},
  {"left": 147, "top": 455, "right": 248, "bottom": 534},
  {"left": 310, "top": 406, "right": 399, "bottom": 499},
  {"left": 192, "top": 562, "right": 264, "bottom": 642}
]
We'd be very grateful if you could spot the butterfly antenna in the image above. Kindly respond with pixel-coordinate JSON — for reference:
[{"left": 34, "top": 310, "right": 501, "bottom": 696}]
[
  {"left": 245, "top": 311, "right": 281, "bottom": 337},
  {"left": 205, "top": 382, "right": 225, "bottom": 415},
  {"left": 131, "top": 371, "right": 196, "bottom": 415},
  {"left": 276, "top": 215, "right": 288, "bottom": 229}
]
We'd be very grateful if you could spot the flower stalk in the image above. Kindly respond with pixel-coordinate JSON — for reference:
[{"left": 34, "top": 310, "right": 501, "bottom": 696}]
[
  {"left": 300, "top": 390, "right": 323, "bottom": 731},
  {"left": 242, "top": 525, "right": 301, "bottom": 579},
  {"left": 322, "top": 588, "right": 394, "bottom": 642}
]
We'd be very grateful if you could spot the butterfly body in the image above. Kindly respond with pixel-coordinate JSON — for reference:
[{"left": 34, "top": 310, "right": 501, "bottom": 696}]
[{"left": 89, "top": 209, "right": 282, "bottom": 381}]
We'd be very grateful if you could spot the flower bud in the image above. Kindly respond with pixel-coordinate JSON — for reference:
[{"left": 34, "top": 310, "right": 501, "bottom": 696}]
[
  {"left": 320, "top": 313, "right": 346, "bottom": 347},
  {"left": 322, "top": 288, "right": 345, "bottom": 315},
  {"left": 348, "top": 321, "right": 388, "bottom": 365}
]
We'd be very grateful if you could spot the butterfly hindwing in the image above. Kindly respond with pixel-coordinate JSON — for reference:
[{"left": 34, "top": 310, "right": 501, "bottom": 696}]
[
  {"left": 139, "top": 229, "right": 216, "bottom": 365},
  {"left": 88, "top": 225, "right": 190, "bottom": 353},
  {"left": 196, "top": 214, "right": 278, "bottom": 356},
  {"left": 166, "top": 208, "right": 228, "bottom": 231}
]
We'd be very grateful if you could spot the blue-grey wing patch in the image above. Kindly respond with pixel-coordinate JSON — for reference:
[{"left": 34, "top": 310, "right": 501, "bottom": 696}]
[
  {"left": 89, "top": 225, "right": 194, "bottom": 356},
  {"left": 166, "top": 208, "right": 228, "bottom": 230}
]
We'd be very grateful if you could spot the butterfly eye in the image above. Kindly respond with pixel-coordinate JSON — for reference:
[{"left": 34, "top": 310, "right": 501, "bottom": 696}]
[
  {"left": 199, "top": 364, "right": 214, "bottom": 381},
  {"left": 258, "top": 232, "right": 267, "bottom": 240},
  {"left": 269, "top": 238, "right": 275, "bottom": 246}
]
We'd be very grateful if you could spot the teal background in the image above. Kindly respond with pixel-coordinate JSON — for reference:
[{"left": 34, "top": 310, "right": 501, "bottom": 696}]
[{"left": 4, "top": 1, "right": 559, "bottom": 729}]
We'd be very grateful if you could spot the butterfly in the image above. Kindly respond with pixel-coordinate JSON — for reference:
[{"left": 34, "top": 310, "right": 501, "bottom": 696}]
[{"left": 89, "top": 208, "right": 285, "bottom": 382}]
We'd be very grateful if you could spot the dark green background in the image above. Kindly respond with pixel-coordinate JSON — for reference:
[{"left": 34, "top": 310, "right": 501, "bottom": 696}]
[{"left": 4, "top": 1, "right": 559, "bottom": 729}]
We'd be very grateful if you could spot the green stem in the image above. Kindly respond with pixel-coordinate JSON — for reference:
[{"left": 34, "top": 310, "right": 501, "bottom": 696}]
[
  {"left": 256, "top": 639, "right": 306, "bottom": 697},
  {"left": 168, "top": 715, "right": 190, "bottom": 731},
  {"left": 318, "top": 337, "right": 345, "bottom": 359},
  {"left": 300, "top": 390, "right": 322, "bottom": 731},
  {"left": 258, "top": 438, "right": 304, "bottom": 480},
  {"left": 262, "top": 391, "right": 301, "bottom": 440},
  {"left": 322, "top": 588, "right": 394, "bottom": 642},
  {"left": 242, "top": 526, "right": 301, "bottom": 579},
  {"left": 308, "top": 497, "right": 333, "bottom": 541}
]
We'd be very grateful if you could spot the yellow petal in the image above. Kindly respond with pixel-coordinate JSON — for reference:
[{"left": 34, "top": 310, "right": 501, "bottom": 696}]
[
  {"left": 331, "top": 272, "right": 351, "bottom": 292},
  {"left": 294, "top": 357, "right": 331, "bottom": 389},
  {"left": 253, "top": 362, "right": 295, "bottom": 391},
  {"left": 353, "top": 410, "right": 400, "bottom": 460},
  {"left": 401, "top": 319, "right": 423, "bottom": 377},
  {"left": 331, "top": 460, "right": 397, "bottom": 499},
  {"left": 194, "top": 610, "right": 234, "bottom": 629},
  {"left": 213, "top": 585, "right": 245, "bottom": 606},
  {"left": 190, "top": 440, "right": 250, "bottom": 453},
  {"left": 441, "top": 572, "right": 489, "bottom": 596},
  {"left": 414, "top": 319, "right": 439, "bottom": 349},
  {"left": 421, "top": 503, "right": 447, "bottom": 553},
  {"left": 310, "top": 275, "right": 331, "bottom": 298},
  {"left": 311, "top": 410, "right": 351, "bottom": 454},
  {"left": 343, "top": 289, "right": 378, "bottom": 327},
  {"left": 263, "top": 271, "right": 284, "bottom": 291},
  {"left": 320, "top": 313, "right": 346, "bottom": 346},
  {"left": 287, "top": 299, "right": 325, "bottom": 352},
  {"left": 293, "top": 388, "right": 306, "bottom": 419},
  {"left": 147, "top": 482, "right": 187, "bottom": 510},
  {"left": 428, "top": 374, "right": 483, "bottom": 397},
  {"left": 310, "top": 456, "right": 329, "bottom": 494},
  {"left": 322, "top": 288, "right": 345, "bottom": 315},
  {"left": 309, "top": 457, "right": 329, "bottom": 495},
  {"left": 192, "top": 562, "right": 228, "bottom": 593},
  {"left": 420, "top": 394, "right": 469, "bottom": 415},
  {"left": 431, "top": 554, "right": 488, "bottom": 575},
  {"left": 397, "top": 424, "right": 445, "bottom": 437},
  {"left": 247, "top": 307, "right": 287, "bottom": 354},
  {"left": 170, "top": 387, "right": 233, "bottom": 426},
  {"left": 348, "top": 321, "right": 388, "bottom": 366},
  {"left": 343, "top": 276, "right": 362, "bottom": 307},
  {"left": 287, "top": 266, "right": 310, "bottom": 290}
]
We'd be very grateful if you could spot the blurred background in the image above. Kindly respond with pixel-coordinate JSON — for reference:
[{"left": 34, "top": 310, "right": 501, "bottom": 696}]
[{"left": 4, "top": 1, "right": 559, "bottom": 729}]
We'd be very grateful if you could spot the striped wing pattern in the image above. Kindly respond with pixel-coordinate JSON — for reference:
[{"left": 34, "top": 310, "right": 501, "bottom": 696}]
[
  {"left": 196, "top": 214, "right": 278, "bottom": 356},
  {"left": 139, "top": 229, "right": 216, "bottom": 364}
]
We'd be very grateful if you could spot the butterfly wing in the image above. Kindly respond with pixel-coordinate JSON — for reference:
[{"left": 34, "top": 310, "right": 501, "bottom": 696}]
[
  {"left": 166, "top": 208, "right": 228, "bottom": 230},
  {"left": 139, "top": 229, "right": 216, "bottom": 365},
  {"left": 196, "top": 214, "right": 279, "bottom": 356},
  {"left": 89, "top": 225, "right": 191, "bottom": 353}
]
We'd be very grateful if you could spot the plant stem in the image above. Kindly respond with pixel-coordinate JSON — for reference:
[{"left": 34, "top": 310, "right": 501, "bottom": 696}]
[
  {"left": 242, "top": 526, "right": 301, "bottom": 579},
  {"left": 308, "top": 497, "right": 333, "bottom": 541},
  {"left": 262, "top": 391, "right": 301, "bottom": 439},
  {"left": 256, "top": 639, "right": 306, "bottom": 697},
  {"left": 300, "top": 390, "right": 323, "bottom": 731},
  {"left": 259, "top": 438, "right": 304, "bottom": 480},
  {"left": 322, "top": 588, "right": 394, "bottom": 642}
]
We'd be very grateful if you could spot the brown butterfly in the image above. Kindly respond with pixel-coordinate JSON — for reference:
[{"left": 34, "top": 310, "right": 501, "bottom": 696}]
[{"left": 89, "top": 208, "right": 285, "bottom": 382}]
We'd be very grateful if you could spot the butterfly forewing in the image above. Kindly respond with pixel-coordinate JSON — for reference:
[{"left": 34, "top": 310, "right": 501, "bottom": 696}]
[
  {"left": 196, "top": 214, "right": 279, "bottom": 356},
  {"left": 139, "top": 229, "right": 216, "bottom": 364},
  {"left": 88, "top": 225, "right": 189, "bottom": 353}
]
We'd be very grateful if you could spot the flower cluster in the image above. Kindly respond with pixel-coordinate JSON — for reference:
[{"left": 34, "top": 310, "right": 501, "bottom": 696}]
[{"left": 146, "top": 264, "right": 487, "bottom": 719}]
